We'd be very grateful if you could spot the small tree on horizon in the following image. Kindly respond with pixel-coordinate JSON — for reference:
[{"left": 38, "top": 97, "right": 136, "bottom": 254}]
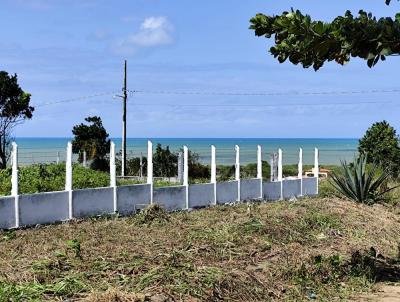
[
  {"left": 72, "top": 116, "right": 110, "bottom": 171},
  {"left": 0, "top": 71, "right": 34, "bottom": 169},
  {"left": 358, "top": 120, "right": 400, "bottom": 177}
]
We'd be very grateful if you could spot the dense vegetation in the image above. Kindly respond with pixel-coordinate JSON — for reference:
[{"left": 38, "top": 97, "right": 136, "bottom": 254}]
[
  {"left": 0, "top": 164, "right": 110, "bottom": 195},
  {"left": 359, "top": 120, "right": 400, "bottom": 177},
  {"left": 72, "top": 116, "right": 110, "bottom": 171},
  {"left": 0, "top": 161, "right": 327, "bottom": 195},
  {"left": 0, "top": 71, "right": 34, "bottom": 169}
]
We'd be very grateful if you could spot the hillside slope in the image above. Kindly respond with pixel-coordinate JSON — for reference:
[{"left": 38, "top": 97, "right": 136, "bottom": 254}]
[{"left": 1, "top": 198, "right": 400, "bottom": 301}]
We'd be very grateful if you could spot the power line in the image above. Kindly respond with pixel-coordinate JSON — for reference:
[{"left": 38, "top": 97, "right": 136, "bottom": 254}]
[
  {"left": 35, "top": 87, "right": 400, "bottom": 108},
  {"left": 128, "top": 100, "right": 398, "bottom": 108},
  {"left": 129, "top": 88, "right": 400, "bottom": 97},
  {"left": 35, "top": 91, "right": 118, "bottom": 107}
]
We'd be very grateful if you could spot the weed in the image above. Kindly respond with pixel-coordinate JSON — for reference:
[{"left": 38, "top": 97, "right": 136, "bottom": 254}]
[
  {"left": 66, "top": 239, "right": 82, "bottom": 259},
  {"left": 1, "top": 230, "right": 16, "bottom": 241},
  {"left": 133, "top": 204, "right": 170, "bottom": 225}
]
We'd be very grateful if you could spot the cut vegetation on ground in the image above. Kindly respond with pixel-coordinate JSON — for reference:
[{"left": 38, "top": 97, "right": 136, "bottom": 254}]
[{"left": 1, "top": 198, "right": 400, "bottom": 301}]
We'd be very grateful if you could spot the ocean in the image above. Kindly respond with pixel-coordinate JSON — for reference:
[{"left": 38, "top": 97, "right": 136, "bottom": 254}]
[{"left": 14, "top": 138, "right": 358, "bottom": 166}]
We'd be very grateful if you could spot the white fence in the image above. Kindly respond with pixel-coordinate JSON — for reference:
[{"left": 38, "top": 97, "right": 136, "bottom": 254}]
[{"left": 0, "top": 141, "right": 319, "bottom": 230}]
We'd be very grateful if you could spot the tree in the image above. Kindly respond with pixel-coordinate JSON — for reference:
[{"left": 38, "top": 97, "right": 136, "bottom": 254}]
[
  {"left": 153, "top": 144, "right": 178, "bottom": 177},
  {"left": 0, "top": 71, "right": 34, "bottom": 168},
  {"left": 72, "top": 116, "right": 110, "bottom": 171},
  {"left": 250, "top": 1, "right": 400, "bottom": 70},
  {"left": 358, "top": 121, "right": 400, "bottom": 176}
]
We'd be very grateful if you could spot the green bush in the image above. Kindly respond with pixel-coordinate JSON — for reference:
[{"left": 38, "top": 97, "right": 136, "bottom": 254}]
[
  {"left": 0, "top": 163, "right": 110, "bottom": 195},
  {"left": 359, "top": 120, "right": 400, "bottom": 178}
]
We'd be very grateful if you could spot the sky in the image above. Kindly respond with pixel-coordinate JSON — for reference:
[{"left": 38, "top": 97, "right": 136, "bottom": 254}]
[{"left": 2, "top": 0, "right": 400, "bottom": 138}]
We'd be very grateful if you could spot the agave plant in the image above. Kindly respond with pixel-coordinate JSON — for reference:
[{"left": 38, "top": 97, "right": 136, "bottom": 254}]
[{"left": 329, "top": 154, "right": 395, "bottom": 204}]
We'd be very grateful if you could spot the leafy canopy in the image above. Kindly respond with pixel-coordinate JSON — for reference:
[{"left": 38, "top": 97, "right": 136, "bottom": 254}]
[
  {"left": 358, "top": 120, "right": 400, "bottom": 177},
  {"left": 0, "top": 71, "right": 34, "bottom": 168},
  {"left": 0, "top": 72, "right": 33, "bottom": 120},
  {"left": 250, "top": 0, "right": 400, "bottom": 70},
  {"left": 72, "top": 116, "right": 110, "bottom": 171}
]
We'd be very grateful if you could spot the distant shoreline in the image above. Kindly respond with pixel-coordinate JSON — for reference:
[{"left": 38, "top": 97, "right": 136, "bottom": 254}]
[{"left": 13, "top": 138, "right": 358, "bottom": 166}]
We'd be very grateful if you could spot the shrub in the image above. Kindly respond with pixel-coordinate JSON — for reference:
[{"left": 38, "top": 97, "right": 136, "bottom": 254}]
[
  {"left": 0, "top": 163, "right": 110, "bottom": 195},
  {"left": 329, "top": 154, "right": 394, "bottom": 204},
  {"left": 72, "top": 116, "right": 110, "bottom": 171},
  {"left": 359, "top": 120, "right": 400, "bottom": 178}
]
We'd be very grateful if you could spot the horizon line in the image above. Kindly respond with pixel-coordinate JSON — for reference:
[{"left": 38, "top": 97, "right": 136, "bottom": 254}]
[{"left": 14, "top": 137, "right": 360, "bottom": 140}]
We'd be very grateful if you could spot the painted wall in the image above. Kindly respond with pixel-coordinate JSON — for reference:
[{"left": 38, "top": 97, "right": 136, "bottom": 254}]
[
  {"left": 19, "top": 191, "right": 69, "bottom": 227},
  {"left": 263, "top": 181, "right": 282, "bottom": 201},
  {"left": 283, "top": 179, "right": 302, "bottom": 199},
  {"left": 72, "top": 187, "right": 114, "bottom": 218},
  {"left": 117, "top": 184, "right": 151, "bottom": 216},
  {"left": 0, "top": 177, "right": 318, "bottom": 230},
  {"left": 303, "top": 177, "right": 318, "bottom": 196},
  {"left": 240, "top": 178, "right": 262, "bottom": 200},
  {"left": 216, "top": 181, "right": 239, "bottom": 204},
  {"left": 189, "top": 183, "right": 214, "bottom": 208},
  {"left": 0, "top": 196, "right": 15, "bottom": 229},
  {"left": 154, "top": 185, "right": 186, "bottom": 211}
]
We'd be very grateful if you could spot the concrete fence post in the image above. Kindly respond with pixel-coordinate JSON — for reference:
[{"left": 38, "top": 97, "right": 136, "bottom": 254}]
[
  {"left": 147, "top": 140, "right": 153, "bottom": 204},
  {"left": 83, "top": 151, "right": 87, "bottom": 168},
  {"left": 235, "top": 145, "right": 240, "bottom": 201},
  {"left": 65, "top": 142, "right": 73, "bottom": 219},
  {"left": 278, "top": 148, "right": 283, "bottom": 200},
  {"left": 257, "top": 145, "right": 263, "bottom": 198},
  {"left": 211, "top": 145, "right": 217, "bottom": 205},
  {"left": 11, "top": 142, "right": 19, "bottom": 228},
  {"left": 110, "top": 141, "right": 117, "bottom": 213},
  {"left": 314, "top": 147, "right": 319, "bottom": 194},
  {"left": 56, "top": 151, "right": 60, "bottom": 164},
  {"left": 298, "top": 148, "right": 303, "bottom": 196},
  {"left": 178, "top": 152, "right": 184, "bottom": 184},
  {"left": 183, "top": 146, "right": 189, "bottom": 209}
]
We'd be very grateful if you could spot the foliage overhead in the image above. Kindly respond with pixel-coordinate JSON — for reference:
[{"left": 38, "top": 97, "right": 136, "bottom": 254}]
[
  {"left": 72, "top": 116, "right": 110, "bottom": 171},
  {"left": 329, "top": 154, "right": 394, "bottom": 204},
  {"left": 358, "top": 120, "right": 400, "bottom": 177},
  {"left": 0, "top": 71, "right": 34, "bottom": 168},
  {"left": 250, "top": 1, "right": 400, "bottom": 70}
]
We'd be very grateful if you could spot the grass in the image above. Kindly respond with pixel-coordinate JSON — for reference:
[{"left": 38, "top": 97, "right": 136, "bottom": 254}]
[{"left": 1, "top": 197, "right": 400, "bottom": 301}]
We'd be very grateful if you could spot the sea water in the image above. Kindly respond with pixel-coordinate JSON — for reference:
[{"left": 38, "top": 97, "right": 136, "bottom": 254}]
[{"left": 14, "top": 137, "right": 358, "bottom": 166}]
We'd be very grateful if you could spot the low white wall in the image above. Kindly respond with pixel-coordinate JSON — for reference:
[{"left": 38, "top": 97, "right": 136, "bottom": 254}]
[
  {"left": 263, "top": 181, "right": 282, "bottom": 200},
  {"left": 19, "top": 191, "right": 69, "bottom": 227},
  {"left": 303, "top": 177, "right": 318, "bottom": 196},
  {"left": 0, "top": 196, "right": 15, "bottom": 229},
  {"left": 216, "top": 181, "right": 238, "bottom": 204},
  {"left": 72, "top": 187, "right": 114, "bottom": 218},
  {"left": 189, "top": 183, "right": 214, "bottom": 208},
  {"left": 240, "top": 178, "right": 261, "bottom": 200},
  {"left": 0, "top": 177, "right": 319, "bottom": 230},
  {"left": 117, "top": 184, "right": 151, "bottom": 216},
  {"left": 154, "top": 185, "right": 186, "bottom": 211},
  {"left": 282, "top": 179, "right": 301, "bottom": 199}
]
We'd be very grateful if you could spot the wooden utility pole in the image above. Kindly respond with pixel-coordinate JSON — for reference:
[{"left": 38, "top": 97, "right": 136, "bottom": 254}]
[{"left": 122, "top": 60, "right": 127, "bottom": 177}]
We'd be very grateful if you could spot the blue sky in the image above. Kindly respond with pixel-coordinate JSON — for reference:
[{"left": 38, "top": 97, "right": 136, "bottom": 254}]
[{"left": 2, "top": 0, "right": 400, "bottom": 138}]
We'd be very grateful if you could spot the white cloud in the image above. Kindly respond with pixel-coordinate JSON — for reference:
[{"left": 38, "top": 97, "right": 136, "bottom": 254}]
[{"left": 114, "top": 16, "right": 174, "bottom": 55}]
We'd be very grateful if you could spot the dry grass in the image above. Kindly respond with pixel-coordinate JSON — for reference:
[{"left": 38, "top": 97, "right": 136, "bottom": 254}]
[{"left": 1, "top": 197, "right": 400, "bottom": 301}]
